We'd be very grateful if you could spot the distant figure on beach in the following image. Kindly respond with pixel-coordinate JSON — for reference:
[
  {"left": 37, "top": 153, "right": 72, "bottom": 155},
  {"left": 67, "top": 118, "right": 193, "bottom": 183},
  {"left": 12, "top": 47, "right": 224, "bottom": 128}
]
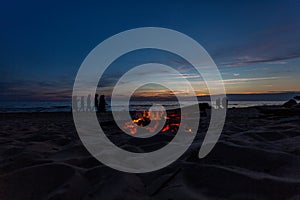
[
  {"left": 199, "top": 103, "right": 210, "bottom": 117},
  {"left": 222, "top": 97, "right": 228, "bottom": 109},
  {"left": 86, "top": 94, "right": 92, "bottom": 112},
  {"left": 99, "top": 95, "right": 106, "bottom": 112},
  {"left": 72, "top": 96, "right": 78, "bottom": 112},
  {"left": 79, "top": 96, "right": 85, "bottom": 112},
  {"left": 216, "top": 98, "right": 221, "bottom": 109},
  {"left": 94, "top": 94, "right": 99, "bottom": 112}
]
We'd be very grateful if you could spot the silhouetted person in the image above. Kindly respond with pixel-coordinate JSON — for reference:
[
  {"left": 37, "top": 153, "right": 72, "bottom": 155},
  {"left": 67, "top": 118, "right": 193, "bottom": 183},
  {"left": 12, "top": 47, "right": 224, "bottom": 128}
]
[
  {"left": 99, "top": 95, "right": 106, "bottom": 112},
  {"left": 72, "top": 96, "right": 78, "bottom": 112},
  {"left": 216, "top": 98, "right": 221, "bottom": 109},
  {"left": 222, "top": 97, "right": 228, "bottom": 109},
  {"left": 79, "top": 96, "right": 85, "bottom": 112},
  {"left": 94, "top": 94, "right": 99, "bottom": 112},
  {"left": 86, "top": 94, "right": 92, "bottom": 112},
  {"left": 199, "top": 103, "right": 210, "bottom": 117}
]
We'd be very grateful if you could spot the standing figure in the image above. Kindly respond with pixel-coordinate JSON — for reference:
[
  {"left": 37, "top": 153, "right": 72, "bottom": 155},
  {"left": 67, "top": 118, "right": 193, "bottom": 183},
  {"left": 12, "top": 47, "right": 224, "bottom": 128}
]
[
  {"left": 222, "top": 97, "right": 228, "bottom": 109},
  {"left": 94, "top": 94, "right": 99, "bottom": 112},
  {"left": 86, "top": 94, "right": 92, "bottom": 112},
  {"left": 216, "top": 98, "right": 221, "bottom": 109},
  {"left": 79, "top": 96, "right": 85, "bottom": 112},
  {"left": 72, "top": 96, "right": 78, "bottom": 112},
  {"left": 99, "top": 95, "right": 106, "bottom": 112}
]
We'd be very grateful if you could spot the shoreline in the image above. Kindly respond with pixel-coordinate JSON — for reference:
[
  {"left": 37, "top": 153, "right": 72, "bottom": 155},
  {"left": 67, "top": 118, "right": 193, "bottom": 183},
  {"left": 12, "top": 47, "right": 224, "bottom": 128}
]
[
  {"left": 0, "top": 104, "right": 294, "bottom": 114},
  {"left": 0, "top": 100, "right": 291, "bottom": 113}
]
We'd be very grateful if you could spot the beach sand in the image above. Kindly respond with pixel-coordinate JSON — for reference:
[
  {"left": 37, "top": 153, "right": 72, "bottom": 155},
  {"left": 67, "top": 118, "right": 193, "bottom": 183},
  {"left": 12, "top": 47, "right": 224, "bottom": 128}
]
[{"left": 1, "top": 107, "right": 300, "bottom": 199}]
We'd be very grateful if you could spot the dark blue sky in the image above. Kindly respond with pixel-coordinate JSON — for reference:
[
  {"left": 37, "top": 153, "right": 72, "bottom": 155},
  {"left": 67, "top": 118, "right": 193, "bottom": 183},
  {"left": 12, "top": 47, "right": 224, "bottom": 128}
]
[{"left": 1, "top": 0, "right": 300, "bottom": 100}]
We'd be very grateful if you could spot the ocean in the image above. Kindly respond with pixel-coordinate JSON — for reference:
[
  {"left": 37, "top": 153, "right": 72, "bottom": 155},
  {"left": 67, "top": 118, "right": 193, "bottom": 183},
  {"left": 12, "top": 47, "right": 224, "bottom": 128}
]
[
  {"left": 2, "top": 92, "right": 299, "bottom": 113},
  {"left": 0, "top": 100, "right": 288, "bottom": 113}
]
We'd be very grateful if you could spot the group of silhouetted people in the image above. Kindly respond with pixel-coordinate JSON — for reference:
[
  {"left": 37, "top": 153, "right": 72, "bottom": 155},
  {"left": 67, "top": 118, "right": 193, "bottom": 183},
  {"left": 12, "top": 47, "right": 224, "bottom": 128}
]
[{"left": 72, "top": 94, "right": 106, "bottom": 112}]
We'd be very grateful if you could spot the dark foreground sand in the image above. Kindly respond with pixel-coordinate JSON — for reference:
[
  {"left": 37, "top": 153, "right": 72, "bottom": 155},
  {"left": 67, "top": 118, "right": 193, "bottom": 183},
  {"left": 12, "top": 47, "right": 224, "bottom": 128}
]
[{"left": 1, "top": 107, "right": 300, "bottom": 200}]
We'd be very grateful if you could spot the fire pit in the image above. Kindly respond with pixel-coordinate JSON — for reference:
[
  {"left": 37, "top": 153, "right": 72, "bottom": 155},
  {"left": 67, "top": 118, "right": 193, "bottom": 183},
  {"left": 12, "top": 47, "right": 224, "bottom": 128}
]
[{"left": 123, "top": 109, "right": 183, "bottom": 135}]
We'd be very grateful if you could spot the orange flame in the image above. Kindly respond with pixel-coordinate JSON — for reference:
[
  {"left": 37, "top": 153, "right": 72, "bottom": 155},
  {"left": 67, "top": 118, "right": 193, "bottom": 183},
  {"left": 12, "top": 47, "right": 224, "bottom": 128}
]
[{"left": 123, "top": 110, "right": 184, "bottom": 135}]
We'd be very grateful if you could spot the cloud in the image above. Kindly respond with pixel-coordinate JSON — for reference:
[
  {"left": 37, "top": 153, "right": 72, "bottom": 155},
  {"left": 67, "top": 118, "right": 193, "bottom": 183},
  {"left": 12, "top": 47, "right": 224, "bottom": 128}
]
[
  {"left": 213, "top": 22, "right": 300, "bottom": 67},
  {"left": 169, "top": 74, "right": 201, "bottom": 79},
  {"left": 218, "top": 55, "right": 294, "bottom": 67},
  {"left": 222, "top": 76, "right": 287, "bottom": 85},
  {"left": 0, "top": 80, "right": 73, "bottom": 101}
]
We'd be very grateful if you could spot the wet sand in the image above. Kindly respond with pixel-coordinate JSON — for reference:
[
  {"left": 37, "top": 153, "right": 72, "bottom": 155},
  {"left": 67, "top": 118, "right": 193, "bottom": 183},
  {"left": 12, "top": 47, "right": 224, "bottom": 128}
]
[{"left": 0, "top": 107, "right": 300, "bottom": 199}]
